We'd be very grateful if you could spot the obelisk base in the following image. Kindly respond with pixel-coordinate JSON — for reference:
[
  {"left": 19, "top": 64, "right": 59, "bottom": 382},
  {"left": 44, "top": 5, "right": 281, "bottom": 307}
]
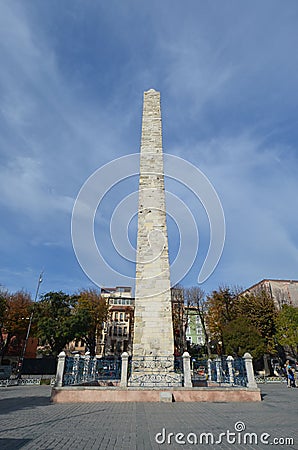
[{"left": 129, "top": 355, "right": 182, "bottom": 387}]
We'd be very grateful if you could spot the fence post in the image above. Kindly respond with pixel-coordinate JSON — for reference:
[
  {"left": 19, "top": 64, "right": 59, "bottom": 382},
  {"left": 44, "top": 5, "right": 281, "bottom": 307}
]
[
  {"left": 55, "top": 351, "right": 66, "bottom": 387},
  {"left": 243, "top": 352, "right": 257, "bottom": 388},
  {"left": 91, "top": 356, "right": 97, "bottom": 380},
  {"left": 182, "top": 352, "right": 192, "bottom": 387},
  {"left": 227, "top": 355, "right": 234, "bottom": 384},
  {"left": 207, "top": 358, "right": 212, "bottom": 381},
  {"left": 120, "top": 352, "right": 129, "bottom": 387},
  {"left": 73, "top": 354, "right": 80, "bottom": 384},
  {"left": 215, "top": 357, "right": 222, "bottom": 383},
  {"left": 83, "top": 352, "right": 90, "bottom": 382}
]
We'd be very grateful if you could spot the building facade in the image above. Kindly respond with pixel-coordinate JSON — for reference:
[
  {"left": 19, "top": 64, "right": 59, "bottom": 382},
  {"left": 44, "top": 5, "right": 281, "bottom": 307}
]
[
  {"left": 185, "top": 306, "right": 206, "bottom": 349},
  {"left": 244, "top": 279, "right": 298, "bottom": 309},
  {"left": 99, "top": 287, "right": 134, "bottom": 357}
]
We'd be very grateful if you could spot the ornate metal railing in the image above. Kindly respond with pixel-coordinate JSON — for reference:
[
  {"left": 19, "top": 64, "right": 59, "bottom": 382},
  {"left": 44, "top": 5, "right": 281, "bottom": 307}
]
[
  {"left": 191, "top": 356, "right": 248, "bottom": 387},
  {"left": 174, "top": 356, "right": 183, "bottom": 373},
  {"left": 54, "top": 351, "right": 256, "bottom": 388},
  {"left": 63, "top": 355, "right": 121, "bottom": 386},
  {"left": 232, "top": 357, "right": 247, "bottom": 386}
]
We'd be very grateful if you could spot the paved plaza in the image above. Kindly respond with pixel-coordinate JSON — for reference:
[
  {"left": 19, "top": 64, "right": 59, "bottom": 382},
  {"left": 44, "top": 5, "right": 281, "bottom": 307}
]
[{"left": 0, "top": 383, "right": 297, "bottom": 449}]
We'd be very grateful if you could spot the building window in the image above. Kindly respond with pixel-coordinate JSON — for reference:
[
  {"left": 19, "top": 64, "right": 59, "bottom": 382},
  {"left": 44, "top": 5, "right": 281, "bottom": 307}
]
[
  {"left": 123, "top": 327, "right": 127, "bottom": 336},
  {"left": 120, "top": 312, "right": 123, "bottom": 321},
  {"left": 118, "top": 328, "right": 122, "bottom": 336},
  {"left": 114, "top": 312, "right": 118, "bottom": 321},
  {"left": 113, "top": 326, "right": 117, "bottom": 336}
]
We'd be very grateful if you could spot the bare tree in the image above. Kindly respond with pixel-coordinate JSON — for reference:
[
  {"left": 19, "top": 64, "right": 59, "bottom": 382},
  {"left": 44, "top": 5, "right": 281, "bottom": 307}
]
[{"left": 171, "top": 285, "right": 186, "bottom": 355}]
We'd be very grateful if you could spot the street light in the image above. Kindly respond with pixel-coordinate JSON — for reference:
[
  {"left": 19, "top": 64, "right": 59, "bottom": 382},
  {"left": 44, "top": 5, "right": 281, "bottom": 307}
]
[{"left": 17, "top": 272, "right": 43, "bottom": 379}]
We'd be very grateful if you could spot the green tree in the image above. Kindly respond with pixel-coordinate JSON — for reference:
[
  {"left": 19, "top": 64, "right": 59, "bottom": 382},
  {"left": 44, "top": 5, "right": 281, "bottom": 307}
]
[
  {"left": 236, "top": 291, "right": 277, "bottom": 354},
  {"left": 223, "top": 317, "right": 266, "bottom": 359},
  {"left": 34, "top": 291, "right": 78, "bottom": 357},
  {"left": 206, "top": 287, "right": 277, "bottom": 357},
  {"left": 275, "top": 305, "right": 298, "bottom": 359},
  {"left": 73, "top": 289, "right": 108, "bottom": 357}
]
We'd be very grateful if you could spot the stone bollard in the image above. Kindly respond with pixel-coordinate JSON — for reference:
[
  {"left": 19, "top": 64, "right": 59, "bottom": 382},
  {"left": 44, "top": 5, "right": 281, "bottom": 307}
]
[
  {"left": 182, "top": 352, "right": 192, "bottom": 388},
  {"left": 120, "top": 352, "right": 129, "bottom": 387},
  {"left": 73, "top": 353, "right": 80, "bottom": 384},
  {"left": 215, "top": 357, "right": 222, "bottom": 383},
  {"left": 91, "top": 356, "right": 97, "bottom": 379},
  {"left": 227, "top": 355, "right": 234, "bottom": 384},
  {"left": 243, "top": 352, "right": 257, "bottom": 388},
  {"left": 207, "top": 358, "right": 212, "bottom": 381},
  {"left": 83, "top": 352, "right": 90, "bottom": 383},
  {"left": 55, "top": 351, "right": 66, "bottom": 387}
]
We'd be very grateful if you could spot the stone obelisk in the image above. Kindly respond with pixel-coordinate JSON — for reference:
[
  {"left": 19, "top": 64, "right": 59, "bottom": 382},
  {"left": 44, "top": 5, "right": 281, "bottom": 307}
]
[{"left": 130, "top": 89, "right": 181, "bottom": 387}]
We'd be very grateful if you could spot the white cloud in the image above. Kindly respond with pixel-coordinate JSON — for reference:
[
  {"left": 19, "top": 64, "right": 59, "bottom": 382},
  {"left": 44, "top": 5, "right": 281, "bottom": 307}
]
[{"left": 1, "top": 1, "right": 298, "bottom": 293}]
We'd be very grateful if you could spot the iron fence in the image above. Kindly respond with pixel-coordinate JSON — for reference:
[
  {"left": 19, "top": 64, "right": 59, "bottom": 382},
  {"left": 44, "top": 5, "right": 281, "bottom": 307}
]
[
  {"left": 191, "top": 357, "right": 247, "bottom": 386},
  {"left": 63, "top": 355, "right": 121, "bottom": 386},
  {"left": 58, "top": 353, "right": 251, "bottom": 388}
]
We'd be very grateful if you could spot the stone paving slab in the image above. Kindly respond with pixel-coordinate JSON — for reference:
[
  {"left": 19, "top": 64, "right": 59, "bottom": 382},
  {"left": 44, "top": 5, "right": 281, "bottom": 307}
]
[{"left": 0, "top": 383, "right": 297, "bottom": 449}]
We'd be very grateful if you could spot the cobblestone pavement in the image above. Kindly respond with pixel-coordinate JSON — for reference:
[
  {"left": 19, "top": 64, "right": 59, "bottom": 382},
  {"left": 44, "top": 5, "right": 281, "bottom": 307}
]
[{"left": 0, "top": 383, "right": 297, "bottom": 449}]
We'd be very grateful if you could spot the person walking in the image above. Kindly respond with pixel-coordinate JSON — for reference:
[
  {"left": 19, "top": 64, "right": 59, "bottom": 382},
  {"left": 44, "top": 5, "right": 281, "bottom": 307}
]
[
  {"left": 285, "top": 360, "right": 296, "bottom": 388},
  {"left": 288, "top": 366, "right": 296, "bottom": 388}
]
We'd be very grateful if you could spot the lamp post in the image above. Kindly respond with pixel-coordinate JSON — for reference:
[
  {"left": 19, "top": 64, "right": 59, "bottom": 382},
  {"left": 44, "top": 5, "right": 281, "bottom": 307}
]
[{"left": 17, "top": 272, "right": 43, "bottom": 379}]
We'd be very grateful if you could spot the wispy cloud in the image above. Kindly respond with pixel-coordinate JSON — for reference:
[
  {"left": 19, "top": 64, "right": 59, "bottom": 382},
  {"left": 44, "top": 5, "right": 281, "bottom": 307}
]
[{"left": 0, "top": 1, "right": 298, "bottom": 295}]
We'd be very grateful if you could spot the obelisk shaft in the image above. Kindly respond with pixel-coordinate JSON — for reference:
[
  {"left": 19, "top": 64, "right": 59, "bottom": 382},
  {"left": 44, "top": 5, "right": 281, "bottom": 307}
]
[{"left": 132, "top": 89, "right": 174, "bottom": 363}]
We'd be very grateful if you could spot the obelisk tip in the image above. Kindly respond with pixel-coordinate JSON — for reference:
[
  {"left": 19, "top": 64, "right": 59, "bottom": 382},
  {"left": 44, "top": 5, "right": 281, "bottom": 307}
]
[{"left": 145, "top": 88, "right": 158, "bottom": 93}]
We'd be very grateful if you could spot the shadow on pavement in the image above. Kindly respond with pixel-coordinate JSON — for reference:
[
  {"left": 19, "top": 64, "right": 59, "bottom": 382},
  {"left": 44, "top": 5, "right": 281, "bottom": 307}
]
[
  {"left": 0, "top": 438, "right": 31, "bottom": 449},
  {"left": 0, "top": 395, "right": 50, "bottom": 415},
  {"left": 1, "top": 404, "right": 106, "bottom": 434}
]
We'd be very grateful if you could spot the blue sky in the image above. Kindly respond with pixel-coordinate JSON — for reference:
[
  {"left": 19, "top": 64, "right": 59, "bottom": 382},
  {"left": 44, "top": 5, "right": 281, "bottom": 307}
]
[{"left": 1, "top": 1, "right": 298, "bottom": 298}]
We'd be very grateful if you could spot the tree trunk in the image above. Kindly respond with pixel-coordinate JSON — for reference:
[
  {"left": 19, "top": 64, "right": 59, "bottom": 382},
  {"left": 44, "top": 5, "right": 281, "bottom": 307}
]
[{"left": 0, "top": 331, "right": 12, "bottom": 364}]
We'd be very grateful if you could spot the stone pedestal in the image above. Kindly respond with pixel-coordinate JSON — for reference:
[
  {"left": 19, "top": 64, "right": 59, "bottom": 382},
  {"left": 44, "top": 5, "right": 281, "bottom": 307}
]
[{"left": 129, "top": 355, "right": 181, "bottom": 387}]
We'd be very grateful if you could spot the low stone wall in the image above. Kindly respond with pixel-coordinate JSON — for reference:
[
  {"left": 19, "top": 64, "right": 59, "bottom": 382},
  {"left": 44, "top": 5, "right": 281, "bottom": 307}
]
[
  {"left": 173, "top": 388, "right": 261, "bottom": 402},
  {"left": 51, "top": 386, "right": 261, "bottom": 403}
]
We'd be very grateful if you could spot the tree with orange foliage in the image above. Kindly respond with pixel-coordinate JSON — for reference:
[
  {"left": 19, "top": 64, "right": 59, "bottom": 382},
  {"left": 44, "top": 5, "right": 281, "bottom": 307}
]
[
  {"left": 206, "top": 286, "right": 239, "bottom": 354},
  {"left": 0, "top": 289, "right": 32, "bottom": 363},
  {"left": 206, "top": 286, "right": 277, "bottom": 357}
]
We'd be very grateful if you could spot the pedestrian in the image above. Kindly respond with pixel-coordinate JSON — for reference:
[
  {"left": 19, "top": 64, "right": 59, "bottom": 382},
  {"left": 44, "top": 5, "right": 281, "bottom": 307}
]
[
  {"left": 288, "top": 366, "right": 296, "bottom": 388},
  {"left": 284, "top": 360, "right": 292, "bottom": 387}
]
